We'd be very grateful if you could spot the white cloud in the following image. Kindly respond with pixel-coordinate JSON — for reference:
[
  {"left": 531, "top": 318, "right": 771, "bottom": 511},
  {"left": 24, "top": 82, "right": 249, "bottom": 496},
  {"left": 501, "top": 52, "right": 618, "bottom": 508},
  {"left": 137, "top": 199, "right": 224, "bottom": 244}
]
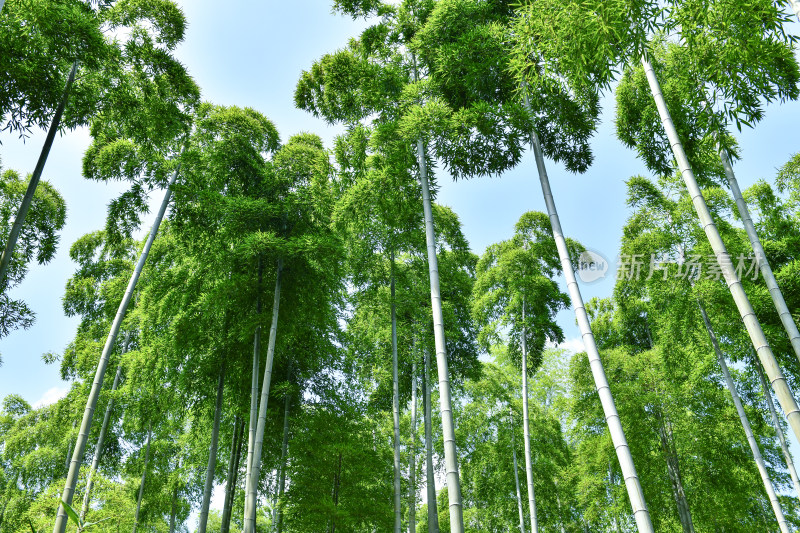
[
  {"left": 554, "top": 337, "right": 585, "bottom": 354},
  {"left": 33, "top": 386, "right": 69, "bottom": 408}
]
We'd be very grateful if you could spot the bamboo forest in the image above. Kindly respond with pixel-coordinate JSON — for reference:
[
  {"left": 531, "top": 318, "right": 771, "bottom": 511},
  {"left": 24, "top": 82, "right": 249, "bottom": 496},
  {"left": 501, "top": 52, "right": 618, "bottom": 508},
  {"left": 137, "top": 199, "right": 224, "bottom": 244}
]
[{"left": 4, "top": 0, "right": 800, "bottom": 532}]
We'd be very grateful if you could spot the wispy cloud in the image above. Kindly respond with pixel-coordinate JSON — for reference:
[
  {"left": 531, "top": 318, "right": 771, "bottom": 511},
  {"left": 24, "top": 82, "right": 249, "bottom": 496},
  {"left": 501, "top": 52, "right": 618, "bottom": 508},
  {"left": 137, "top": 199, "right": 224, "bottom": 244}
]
[{"left": 33, "top": 386, "right": 69, "bottom": 408}]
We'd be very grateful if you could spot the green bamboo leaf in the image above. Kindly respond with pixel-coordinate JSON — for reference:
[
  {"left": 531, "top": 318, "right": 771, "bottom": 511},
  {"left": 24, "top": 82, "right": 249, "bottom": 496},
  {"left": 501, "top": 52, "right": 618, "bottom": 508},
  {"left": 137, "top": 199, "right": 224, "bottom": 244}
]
[{"left": 61, "top": 500, "right": 82, "bottom": 527}]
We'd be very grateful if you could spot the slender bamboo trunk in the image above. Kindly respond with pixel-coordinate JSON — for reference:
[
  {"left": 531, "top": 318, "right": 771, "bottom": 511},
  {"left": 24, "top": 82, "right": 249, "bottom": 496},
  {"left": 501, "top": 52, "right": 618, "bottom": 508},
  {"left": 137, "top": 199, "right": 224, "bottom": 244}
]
[
  {"left": 697, "top": 302, "right": 789, "bottom": 532},
  {"left": 654, "top": 410, "right": 694, "bottom": 533},
  {"left": 221, "top": 416, "right": 242, "bottom": 533},
  {"left": 244, "top": 260, "right": 263, "bottom": 527},
  {"left": 243, "top": 260, "right": 283, "bottom": 533},
  {"left": 199, "top": 369, "right": 226, "bottom": 533},
  {"left": 718, "top": 147, "right": 800, "bottom": 365},
  {"left": 409, "top": 358, "right": 418, "bottom": 533},
  {"left": 755, "top": 361, "right": 800, "bottom": 502},
  {"left": 0, "top": 61, "right": 78, "bottom": 292},
  {"left": 169, "top": 486, "right": 178, "bottom": 533},
  {"left": 222, "top": 418, "right": 245, "bottom": 533},
  {"left": 412, "top": 55, "right": 464, "bottom": 532},
  {"left": 520, "top": 297, "right": 537, "bottom": 533},
  {"left": 53, "top": 160, "right": 181, "bottom": 533},
  {"left": 510, "top": 408, "right": 527, "bottom": 533},
  {"left": 391, "top": 251, "right": 403, "bottom": 533},
  {"left": 0, "top": 1, "right": 5, "bottom": 14},
  {"left": 642, "top": 56, "right": 800, "bottom": 451},
  {"left": 276, "top": 377, "right": 291, "bottom": 533},
  {"left": 521, "top": 90, "right": 653, "bottom": 532},
  {"left": 132, "top": 423, "right": 152, "bottom": 533},
  {"left": 65, "top": 421, "right": 76, "bottom": 475},
  {"left": 80, "top": 337, "right": 130, "bottom": 524},
  {"left": 423, "top": 346, "right": 440, "bottom": 533}
]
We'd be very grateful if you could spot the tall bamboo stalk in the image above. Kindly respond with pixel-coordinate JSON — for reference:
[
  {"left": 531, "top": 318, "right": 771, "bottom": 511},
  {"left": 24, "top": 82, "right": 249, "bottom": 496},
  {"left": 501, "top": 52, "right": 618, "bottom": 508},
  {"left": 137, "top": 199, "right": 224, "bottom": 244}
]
[
  {"left": 276, "top": 370, "right": 292, "bottom": 533},
  {"left": 423, "top": 346, "right": 440, "bottom": 533},
  {"left": 244, "top": 260, "right": 263, "bottom": 522},
  {"left": 520, "top": 296, "right": 537, "bottom": 533},
  {"left": 391, "top": 251, "right": 403, "bottom": 533},
  {"left": 199, "top": 369, "right": 226, "bottom": 533},
  {"left": 696, "top": 302, "right": 788, "bottom": 532},
  {"left": 754, "top": 362, "right": 800, "bottom": 503},
  {"left": 221, "top": 416, "right": 243, "bottom": 533},
  {"left": 243, "top": 260, "right": 282, "bottom": 533},
  {"left": 132, "top": 423, "right": 153, "bottom": 533},
  {"left": 412, "top": 54, "right": 464, "bottom": 532},
  {"left": 521, "top": 90, "right": 653, "bottom": 533},
  {"left": 409, "top": 358, "right": 418, "bottom": 533},
  {"left": 718, "top": 147, "right": 800, "bottom": 365},
  {"left": 80, "top": 333, "right": 131, "bottom": 524},
  {"left": 169, "top": 486, "right": 178, "bottom": 533},
  {"left": 641, "top": 57, "right": 800, "bottom": 449},
  {"left": 53, "top": 162, "right": 181, "bottom": 533},
  {"left": 0, "top": 61, "right": 78, "bottom": 291},
  {"left": 511, "top": 408, "right": 527, "bottom": 533}
]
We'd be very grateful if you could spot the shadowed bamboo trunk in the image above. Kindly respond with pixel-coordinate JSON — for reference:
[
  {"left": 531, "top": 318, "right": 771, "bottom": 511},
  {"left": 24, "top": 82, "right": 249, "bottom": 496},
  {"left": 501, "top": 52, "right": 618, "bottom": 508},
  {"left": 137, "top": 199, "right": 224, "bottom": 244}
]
[
  {"left": 521, "top": 89, "right": 653, "bottom": 533},
  {"left": 718, "top": 147, "right": 800, "bottom": 364},
  {"left": 511, "top": 408, "right": 527, "bottom": 533},
  {"left": 244, "top": 260, "right": 263, "bottom": 527},
  {"left": 222, "top": 418, "right": 244, "bottom": 533},
  {"left": 654, "top": 410, "right": 694, "bottom": 533},
  {"left": 754, "top": 362, "right": 800, "bottom": 502},
  {"left": 244, "top": 260, "right": 282, "bottom": 533},
  {"left": 520, "top": 296, "right": 537, "bottom": 533},
  {"left": 53, "top": 159, "right": 181, "bottom": 533},
  {"left": 276, "top": 369, "right": 292, "bottom": 533},
  {"left": 697, "top": 302, "right": 789, "bottom": 532},
  {"left": 409, "top": 357, "right": 418, "bottom": 533},
  {"left": 423, "top": 346, "right": 440, "bottom": 533},
  {"left": 80, "top": 334, "right": 130, "bottom": 524},
  {"left": 169, "top": 486, "right": 178, "bottom": 533},
  {"left": 221, "top": 416, "right": 242, "bottom": 533},
  {"left": 391, "top": 251, "right": 402, "bottom": 533},
  {"left": 199, "top": 369, "right": 226, "bottom": 533},
  {"left": 132, "top": 423, "right": 152, "bottom": 533},
  {"left": 0, "top": 61, "right": 78, "bottom": 291},
  {"left": 641, "top": 56, "right": 800, "bottom": 453},
  {"left": 412, "top": 54, "right": 463, "bottom": 532}
]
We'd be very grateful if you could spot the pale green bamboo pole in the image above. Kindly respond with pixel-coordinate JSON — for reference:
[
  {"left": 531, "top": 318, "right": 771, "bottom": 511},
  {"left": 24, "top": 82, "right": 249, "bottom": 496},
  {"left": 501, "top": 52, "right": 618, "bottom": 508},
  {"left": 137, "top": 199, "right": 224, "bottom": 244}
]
[
  {"left": 510, "top": 408, "right": 527, "bottom": 533},
  {"left": 641, "top": 57, "right": 800, "bottom": 449},
  {"left": 718, "top": 147, "right": 800, "bottom": 365},
  {"left": 697, "top": 303, "right": 788, "bottom": 533},
  {"left": 409, "top": 357, "right": 418, "bottom": 533},
  {"left": 53, "top": 161, "right": 181, "bottom": 533},
  {"left": 423, "top": 346, "right": 440, "bottom": 533},
  {"left": 520, "top": 296, "right": 537, "bottom": 533},
  {"left": 521, "top": 90, "right": 653, "bottom": 533},
  {"left": 754, "top": 362, "right": 800, "bottom": 503},
  {"left": 0, "top": 61, "right": 78, "bottom": 292},
  {"left": 79, "top": 332, "right": 131, "bottom": 524},
  {"left": 132, "top": 423, "right": 153, "bottom": 533},
  {"left": 392, "top": 251, "right": 403, "bottom": 533},
  {"left": 198, "top": 369, "right": 226, "bottom": 533},
  {"left": 243, "top": 260, "right": 282, "bottom": 533}
]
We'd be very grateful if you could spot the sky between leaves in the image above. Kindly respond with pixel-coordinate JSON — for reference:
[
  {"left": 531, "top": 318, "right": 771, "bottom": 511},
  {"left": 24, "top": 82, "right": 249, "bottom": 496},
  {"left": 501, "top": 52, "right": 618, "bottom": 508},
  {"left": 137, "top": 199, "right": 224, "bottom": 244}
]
[{"left": 1, "top": 0, "right": 799, "bottom": 417}]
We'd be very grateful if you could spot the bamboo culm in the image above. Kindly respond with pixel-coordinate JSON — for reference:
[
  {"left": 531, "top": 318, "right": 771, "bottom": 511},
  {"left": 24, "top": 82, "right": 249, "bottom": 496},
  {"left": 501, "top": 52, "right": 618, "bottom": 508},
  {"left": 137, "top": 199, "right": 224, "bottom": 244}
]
[
  {"left": 243, "top": 260, "right": 263, "bottom": 525},
  {"left": 276, "top": 369, "right": 292, "bottom": 533},
  {"left": 221, "top": 418, "right": 244, "bottom": 533},
  {"left": 511, "top": 408, "right": 527, "bottom": 533},
  {"left": 391, "top": 251, "right": 402, "bottom": 533},
  {"left": 754, "top": 361, "right": 800, "bottom": 503},
  {"left": 132, "top": 423, "right": 153, "bottom": 533},
  {"left": 520, "top": 297, "right": 537, "bottom": 533},
  {"left": 243, "top": 260, "right": 282, "bottom": 533},
  {"left": 52, "top": 162, "right": 181, "bottom": 533},
  {"left": 697, "top": 302, "right": 788, "bottom": 533},
  {"left": 80, "top": 334, "right": 130, "bottom": 524},
  {"left": 409, "top": 357, "right": 418, "bottom": 533},
  {"left": 0, "top": 61, "right": 78, "bottom": 292},
  {"left": 718, "top": 147, "right": 800, "bottom": 365},
  {"left": 521, "top": 89, "right": 653, "bottom": 533},
  {"left": 412, "top": 53, "right": 464, "bottom": 532},
  {"left": 641, "top": 57, "right": 800, "bottom": 451},
  {"left": 198, "top": 369, "right": 226, "bottom": 533},
  {"left": 423, "top": 346, "right": 440, "bottom": 533}
]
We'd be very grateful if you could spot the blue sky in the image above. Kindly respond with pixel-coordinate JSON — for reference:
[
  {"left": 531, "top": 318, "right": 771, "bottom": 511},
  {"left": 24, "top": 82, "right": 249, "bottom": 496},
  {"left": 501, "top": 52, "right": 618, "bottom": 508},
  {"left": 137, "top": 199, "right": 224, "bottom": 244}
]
[{"left": 2, "top": 0, "right": 800, "bottom": 452}]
